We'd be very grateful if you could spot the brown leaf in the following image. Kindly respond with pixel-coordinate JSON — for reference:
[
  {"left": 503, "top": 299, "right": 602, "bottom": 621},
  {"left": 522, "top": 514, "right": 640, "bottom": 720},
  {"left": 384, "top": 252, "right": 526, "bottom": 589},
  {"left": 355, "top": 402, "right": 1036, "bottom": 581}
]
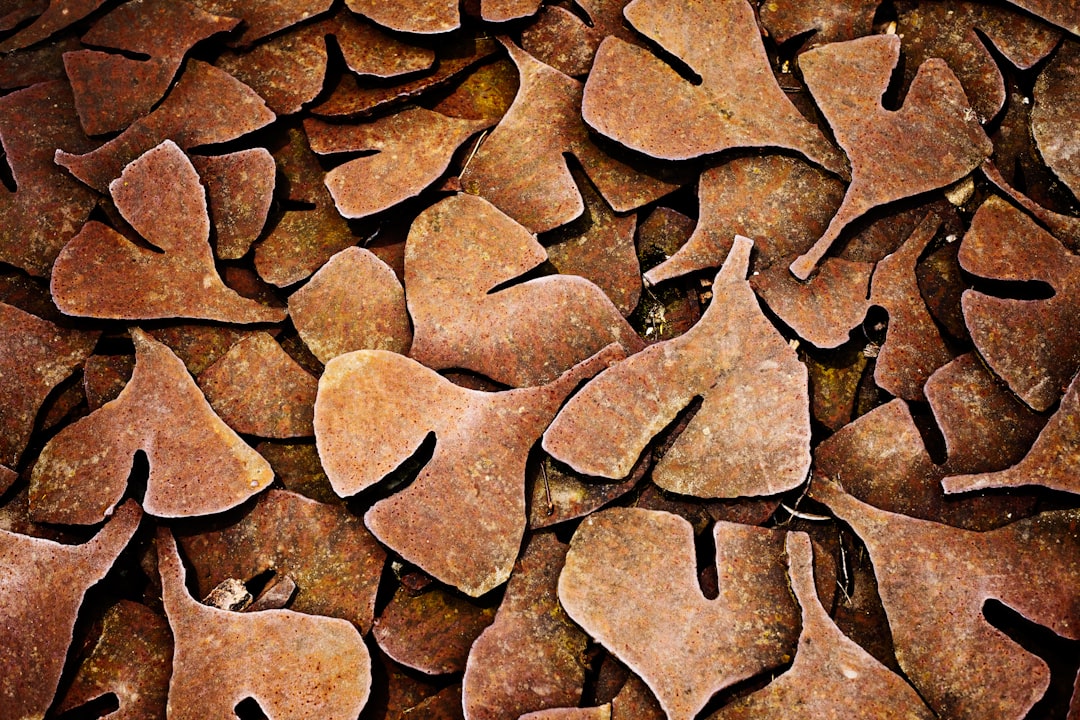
[
  {"left": 158, "top": 528, "right": 371, "bottom": 718},
  {"left": 29, "top": 329, "right": 273, "bottom": 524},
  {"left": 55, "top": 59, "right": 276, "bottom": 193},
  {"left": 462, "top": 532, "right": 589, "bottom": 719},
  {"left": 521, "top": 0, "right": 635, "bottom": 77},
  {"left": 306, "top": 108, "right": 488, "bottom": 219},
  {"left": 0, "top": 500, "right": 141, "bottom": 719},
  {"left": 982, "top": 161, "right": 1080, "bottom": 253},
  {"left": 64, "top": 0, "right": 239, "bottom": 135},
  {"left": 481, "top": 0, "right": 540, "bottom": 21},
  {"left": 191, "top": 148, "right": 276, "bottom": 260},
  {"left": 581, "top": 0, "right": 844, "bottom": 172},
  {"left": 759, "top": 0, "right": 879, "bottom": 49},
  {"left": 0, "top": 79, "right": 97, "bottom": 276},
  {"left": 558, "top": 507, "right": 799, "bottom": 720},
  {"left": 345, "top": 0, "right": 459, "bottom": 34},
  {"left": 52, "top": 140, "right": 286, "bottom": 323},
  {"left": 197, "top": 332, "right": 318, "bottom": 438},
  {"left": 0, "top": 302, "right": 97, "bottom": 468},
  {"left": 1033, "top": 40, "right": 1080, "bottom": 201},
  {"left": 460, "top": 40, "right": 680, "bottom": 234},
  {"left": 544, "top": 237, "right": 810, "bottom": 498},
  {"left": 289, "top": 246, "right": 411, "bottom": 363},
  {"left": 429, "top": 56, "right": 519, "bottom": 123},
  {"left": 811, "top": 480, "right": 1080, "bottom": 720},
  {"left": 790, "top": 34, "right": 992, "bottom": 279},
  {"left": 406, "top": 193, "right": 643, "bottom": 387},
  {"left": 256, "top": 440, "right": 339, "bottom": 504},
  {"left": 316, "top": 346, "right": 621, "bottom": 595},
  {"left": 960, "top": 196, "right": 1080, "bottom": 411},
  {"left": 214, "top": 21, "right": 328, "bottom": 115},
  {"left": 522, "top": 708, "right": 611, "bottom": 720},
  {"left": 527, "top": 451, "right": 648, "bottom": 530},
  {"left": 146, "top": 324, "right": 260, "bottom": 375},
  {"left": 0, "top": 34, "right": 79, "bottom": 88},
  {"left": 1004, "top": 0, "right": 1080, "bottom": 35},
  {"left": 0, "top": 0, "right": 104, "bottom": 52},
  {"left": 177, "top": 489, "right": 386, "bottom": 633},
  {"left": 187, "top": 0, "right": 333, "bottom": 46}
]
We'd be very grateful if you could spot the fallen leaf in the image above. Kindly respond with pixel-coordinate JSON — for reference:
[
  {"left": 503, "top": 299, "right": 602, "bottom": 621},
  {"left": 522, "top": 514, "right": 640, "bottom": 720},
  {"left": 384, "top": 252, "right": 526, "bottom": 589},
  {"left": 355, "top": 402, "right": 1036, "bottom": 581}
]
[
  {"left": 187, "top": 0, "right": 333, "bottom": 46},
  {"left": 55, "top": 59, "right": 276, "bottom": 193},
  {"left": 0, "top": 0, "right": 104, "bottom": 52},
  {"left": 1004, "top": 0, "right": 1080, "bottom": 35},
  {"left": 1033, "top": 40, "right": 1080, "bottom": 201},
  {"left": 790, "top": 34, "right": 992, "bottom": 279},
  {"left": 345, "top": 0, "right": 459, "bottom": 34},
  {"left": 544, "top": 236, "right": 810, "bottom": 499},
  {"left": 527, "top": 450, "right": 648, "bottom": 530},
  {"left": 158, "top": 528, "right": 371, "bottom": 719},
  {"left": 481, "top": 0, "right": 541, "bottom": 22},
  {"left": 52, "top": 140, "right": 286, "bottom": 323},
  {"left": 521, "top": 708, "right": 610, "bottom": 720},
  {"left": 982, "top": 161, "right": 1080, "bottom": 253},
  {"left": 405, "top": 193, "right": 643, "bottom": 387},
  {"left": 256, "top": 440, "right": 339, "bottom": 504},
  {"left": 811, "top": 480, "right": 1080, "bottom": 720},
  {"left": 520, "top": 0, "right": 634, "bottom": 77},
  {"left": 558, "top": 507, "right": 799, "bottom": 720},
  {"left": 462, "top": 532, "right": 589, "bottom": 719},
  {"left": 191, "top": 148, "right": 276, "bottom": 260},
  {"left": 0, "top": 499, "right": 141, "bottom": 719},
  {"left": 759, "top": 0, "right": 879, "bottom": 49},
  {"left": 146, "top": 324, "right": 260, "bottom": 375},
  {"left": 0, "top": 34, "right": 78, "bottom": 88},
  {"left": 29, "top": 329, "right": 273, "bottom": 524},
  {"left": 610, "top": 671, "right": 664, "bottom": 720}
]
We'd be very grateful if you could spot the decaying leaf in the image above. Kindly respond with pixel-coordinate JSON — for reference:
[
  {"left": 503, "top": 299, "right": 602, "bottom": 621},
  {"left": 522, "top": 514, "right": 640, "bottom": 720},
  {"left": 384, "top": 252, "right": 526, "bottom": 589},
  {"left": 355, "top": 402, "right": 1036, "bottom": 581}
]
[
  {"left": 581, "top": 0, "right": 844, "bottom": 173},
  {"left": 187, "top": 0, "right": 333, "bottom": 46},
  {"left": 315, "top": 346, "right": 621, "bottom": 595},
  {"left": 52, "top": 140, "right": 285, "bottom": 323},
  {"left": 545, "top": 237, "right": 810, "bottom": 498},
  {"left": 406, "top": 193, "right": 643, "bottom": 387},
  {"left": 521, "top": 708, "right": 610, "bottom": 720},
  {"left": 191, "top": 148, "right": 276, "bottom": 260},
  {"left": 960, "top": 196, "right": 1080, "bottom": 411},
  {"left": 460, "top": 39, "right": 679, "bottom": 234},
  {"left": 306, "top": 107, "right": 489, "bottom": 219},
  {"left": 1033, "top": 40, "right": 1080, "bottom": 202},
  {"left": 1004, "top": 0, "right": 1080, "bottom": 35},
  {"left": 811, "top": 480, "right": 1080, "bottom": 720},
  {"left": 0, "top": 500, "right": 141, "bottom": 719},
  {"left": 289, "top": 246, "right": 411, "bottom": 363},
  {"left": 462, "top": 532, "right": 589, "bottom": 720},
  {"left": 790, "top": 34, "right": 992, "bottom": 279},
  {"left": 55, "top": 59, "right": 276, "bottom": 193},
  {"left": 158, "top": 529, "right": 371, "bottom": 719},
  {"left": 759, "top": 0, "right": 879, "bottom": 49},
  {"left": 178, "top": 489, "right": 386, "bottom": 634},
  {"left": 29, "top": 329, "right": 273, "bottom": 524},
  {"left": 521, "top": 0, "right": 635, "bottom": 77},
  {"left": 527, "top": 450, "right": 648, "bottom": 530},
  {"left": 0, "top": 0, "right": 105, "bottom": 52},
  {"left": 558, "top": 508, "right": 799, "bottom": 720},
  {"left": 345, "top": 0, "right": 459, "bottom": 34}
]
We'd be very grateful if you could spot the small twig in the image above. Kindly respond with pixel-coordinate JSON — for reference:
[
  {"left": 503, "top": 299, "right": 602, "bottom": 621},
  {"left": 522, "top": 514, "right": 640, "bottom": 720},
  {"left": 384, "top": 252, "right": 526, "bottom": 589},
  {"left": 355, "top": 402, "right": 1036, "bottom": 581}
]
[
  {"left": 836, "top": 541, "right": 853, "bottom": 604},
  {"left": 460, "top": 130, "right": 489, "bottom": 175},
  {"left": 780, "top": 503, "right": 831, "bottom": 522}
]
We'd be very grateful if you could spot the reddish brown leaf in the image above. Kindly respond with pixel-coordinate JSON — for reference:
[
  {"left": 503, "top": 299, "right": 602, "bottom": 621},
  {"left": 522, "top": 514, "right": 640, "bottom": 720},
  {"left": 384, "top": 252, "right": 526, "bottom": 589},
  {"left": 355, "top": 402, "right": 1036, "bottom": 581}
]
[
  {"left": 982, "top": 161, "right": 1080, "bottom": 253},
  {"left": 460, "top": 40, "right": 680, "bottom": 234},
  {"left": 289, "top": 246, "right": 410, "bottom": 363},
  {"left": 811, "top": 480, "right": 1080, "bottom": 720},
  {"left": 1005, "top": 0, "right": 1080, "bottom": 35},
  {"left": 146, "top": 324, "right": 259, "bottom": 375},
  {"left": 29, "top": 329, "right": 273, "bottom": 524},
  {"left": 406, "top": 193, "right": 643, "bottom": 387},
  {"left": 527, "top": 450, "right": 648, "bottom": 530},
  {"left": 960, "top": 196, "right": 1080, "bottom": 411},
  {"left": 790, "top": 35, "right": 992, "bottom": 279},
  {"left": 197, "top": 332, "right": 318, "bottom": 438},
  {"left": 317, "top": 347, "right": 621, "bottom": 595},
  {"left": 522, "top": 709, "right": 610, "bottom": 720},
  {"left": 345, "top": 0, "right": 459, "bottom": 34},
  {"left": 187, "top": 0, "right": 333, "bottom": 46},
  {"left": 374, "top": 585, "right": 496, "bottom": 675},
  {"left": 462, "top": 532, "right": 589, "bottom": 719},
  {"left": 332, "top": 12, "right": 435, "bottom": 78},
  {"left": 64, "top": 0, "right": 239, "bottom": 135},
  {"left": 0, "top": 34, "right": 78, "bottom": 88},
  {"left": 545, "top": 237, "right": 810, "bottom": 498},
  {"left": 178, "top": 489, "right": 386, "bottom": 633},
  {"left": 214, "top": 22, "right": 328, "bottom": 115},
  {"left": 1034, "top": 40, "right": 1080, "bottom": 200},
  {"left": 558, "top": 508, "right": 799, "bottom": 720},
  {"left": 0, "top": 500, "right": 141, "bottom": 719},
  {"left": 52, "top": 140, "right": 286, "bottom": 323},
  {"left": 0, "top": 80, "right": 97, "bottom": 276},
  {"left": 521, "top": 0, "right": 635, "bottom": 77},
  {"left": 481, "top": 0, "right": 540, "bottom": 22},
  {"left": 0, "top": 0, "right": 45, "bottom": 32},
  {"left": 0, "top": 302, "right": 97, "bottom": 468},
  {"left": 580, "top": 0, "right": 844, "bottom": 173},
  {"left": 0, "top": 0, "right": 104, "bottom": 52},
  {"left": 191, "top": 148, "right": 275, "bottom": 260},
  {"left": 759, "top": 0, "right": 879, "bottom": 48},
  {"left": 55, "top": 60, "right": 276, "bottom": 193},
  {"left": 256, "top": 440, "right": 338, "bottom": 504},
  {"left": 158, "top": 529, "right": 371, "bottom": 718},
  {"left": 611, "top": 672, "right": 663, "bottom": 720},
  {"left": 53, "top": 600, "right": 172, "bottom": 720},
  {"left": 306, "top": 108, "right": 488, "bottom": 219}
]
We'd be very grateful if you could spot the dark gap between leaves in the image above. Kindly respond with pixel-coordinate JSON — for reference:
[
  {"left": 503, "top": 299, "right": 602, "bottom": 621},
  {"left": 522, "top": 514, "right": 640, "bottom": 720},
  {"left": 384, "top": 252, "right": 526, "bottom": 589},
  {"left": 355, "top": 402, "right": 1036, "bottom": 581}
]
[
  {"left": 235, "top": 696, "right": 270, "bottom": 720},
  {"left": 52, "top": 692, "right": 119, "bottom": 720}
]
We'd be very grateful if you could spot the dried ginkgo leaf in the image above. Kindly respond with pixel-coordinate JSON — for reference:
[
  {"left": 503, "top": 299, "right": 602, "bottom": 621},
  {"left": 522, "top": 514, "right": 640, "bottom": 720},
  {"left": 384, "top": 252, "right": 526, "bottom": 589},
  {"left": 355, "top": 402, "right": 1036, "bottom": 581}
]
[
  {"left": 0, "top": 0, "right": 105, "bottom": 52},
  {"left": 0, "top": 80, "right": 97, "bottom": 276},
  {"left": 187, "top": 0, "right": 333, "bottom": 46},
  {"left": 960, "top": 196, "right": 1080, "bottom": 411},
  {"left": 289, "top": 246, "right": 411, "bottom": 363},
  {"left": 306, "top": 108, "right": 488, "bottom": 219},
  {"left": 558, "top": 508, "right": 799, "bottom": 720},
  {"left": 315, "top": 346, "right": 622, "bottom": 595},
  {"left": 64, "top": 0, "right": 239, "bottom": 135},
  {"left": 711, "top": 532, "right": 934, "bottom": 719},
  {"left": 178, "top": 489, "right": 386, "bottom": 633},
  {"left": 481, "top": 0, "right": 541, "bottom": 22},
  {"left": 811, "top": 480, "right": 1080, "bottom": 720},
  {"left": 406, "top": 194, "right": 643, "bottom": 387},
  {"left": 55, "top": 60, "right": 276, "bottom": 193},
  {"left": 345, "top": 0, "right": 458, "bottom": 34},
  {"left": 759, "top": 0, "right": 879, "bottom": 49},
  {"left": 1033, "top": 40, "right": 1080, "bottom": 201},
  {"left": 460, "top": 40, "right": 679, "bottom": 234},
  {"left": 198, "top": 332, "right": 318, "bottom": 438},
  {"left": 0, "top": 500, "right": 141, "bottom": 720},
  {"left": 581, "top": 0, "right": 844, "bottom": 173},
  {"left": 52, "top": 140, "right": 285, "bottom": 323},
  {"left": 521, "top": 0, "right": 634, "bottom": 77},
  {"left": 521, "top": 708, "right": 610, "bottom": 720},
  {"left": 29, "top": 329, "right": 273, "bottom": 524},
  {"left": 1004, "top": 0, "right": 1080, "bottom": 35},
  {"left": 158, "top": 529, "right": 371, "bottom": 719},
  {"left": 544, "top": 236, "right": 810, "bottom": 499},
  {"left": 790, "top": 34, "right": 992, "bottom": 279},
  {"left": 191, "top": 149, "right": 276, "bottom": 260},
  {"left": 0, "top": 302, "right": 97, "bottom": 469},
  {"left": 463, "top": 532, "right": 589, "bottom": 719}
]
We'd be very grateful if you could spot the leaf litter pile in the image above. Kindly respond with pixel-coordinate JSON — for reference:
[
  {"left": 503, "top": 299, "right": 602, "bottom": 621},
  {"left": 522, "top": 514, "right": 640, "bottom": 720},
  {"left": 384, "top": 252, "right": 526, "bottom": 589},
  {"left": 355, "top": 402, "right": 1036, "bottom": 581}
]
[{"left": 3, "top": 0, "right": 1080, "bottom": 718}]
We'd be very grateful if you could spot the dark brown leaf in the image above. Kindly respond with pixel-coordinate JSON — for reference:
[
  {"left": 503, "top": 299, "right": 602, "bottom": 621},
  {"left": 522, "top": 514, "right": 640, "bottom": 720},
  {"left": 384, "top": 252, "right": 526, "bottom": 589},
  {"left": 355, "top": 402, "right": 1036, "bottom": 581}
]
[
  {"left": 1033, "top": 40, "right": 1080, "bottom": 201},
  {"left": 759, "top": 0, "right": 879, "bottom": 49},
  {"left": 0, "top": 0, "right": 104, "bottom": 52},
  {"left": 187, "top": 0, "right": 333, "bottom": 46},
  {"left": 521, "top": 0, "right": 635, "bottom": 77},
  {"left": 191, "top": 148, "right": 276, "bottom": 260}
]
